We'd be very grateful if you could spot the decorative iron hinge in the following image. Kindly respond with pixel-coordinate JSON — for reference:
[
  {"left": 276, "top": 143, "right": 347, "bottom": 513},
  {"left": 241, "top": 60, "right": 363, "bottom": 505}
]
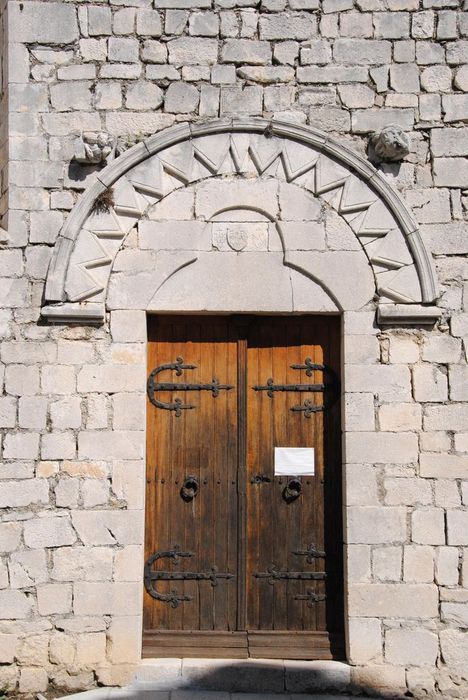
[
  {"left": 144, "top": 546, "right": 234, "bottom": 608},
  {"left": 295, "top": 589, "right": 326, "bottom": 607},
  {"left": 253, "top": 565, "right": 326, "bottom": 586},
  {"left": 252, "top": 357, "right": 340, "bottom": 416},
  {"left": 293, "top": 543, "right": 326, "bottom": 562},
  {"left": 147, "top": 357, "right": 234, "bottom": 416}
]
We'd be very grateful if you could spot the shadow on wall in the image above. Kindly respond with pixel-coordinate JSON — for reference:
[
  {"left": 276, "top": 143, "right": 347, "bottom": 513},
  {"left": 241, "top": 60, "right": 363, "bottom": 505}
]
[{"left": 109, "top": 660, "right": 409, "bottom": 700}]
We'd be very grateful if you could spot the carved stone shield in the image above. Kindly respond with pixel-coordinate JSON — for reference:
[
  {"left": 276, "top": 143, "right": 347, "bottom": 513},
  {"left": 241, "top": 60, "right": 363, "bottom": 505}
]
[{"left": 226, "top": 225, "right": 248, "bottom": 251}]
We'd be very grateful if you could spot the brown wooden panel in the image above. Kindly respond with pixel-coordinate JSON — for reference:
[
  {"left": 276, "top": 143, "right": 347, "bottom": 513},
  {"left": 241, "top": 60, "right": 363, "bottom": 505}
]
[
  {"left": 245, "top": 317, "right": 343, "bottom": 638},
  {"left": 144, "top": 314, "right": 343, "bottom": 658},
  {"left": 247, "top": 631, "right": 344, "bottom": 660},
  {"left": 142, "top": 631, "right": 248, "bottom": 658},
  {"left": 145, "top": 316, "right": 238, "bottom": 634}
]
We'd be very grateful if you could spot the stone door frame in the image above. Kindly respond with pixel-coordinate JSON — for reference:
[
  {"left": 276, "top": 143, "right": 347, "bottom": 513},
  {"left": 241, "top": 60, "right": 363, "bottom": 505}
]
[{"left": 40, "top": 117, "right": 441, "bottom": 666}]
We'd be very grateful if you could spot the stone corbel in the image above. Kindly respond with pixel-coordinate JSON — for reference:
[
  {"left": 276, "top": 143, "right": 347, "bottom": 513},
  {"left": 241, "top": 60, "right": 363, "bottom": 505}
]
[
  {"left": 377, "top": 304, "right": 442, "bottom": 325},
  {"left": 74, "top": 131, "right": 115, "bottom": 165},
  {"left": 369, "top": 124, "right": 410, "bottom": 163},
  {"left": 41, "top": 302, "right": 105, "bottom": 324}
]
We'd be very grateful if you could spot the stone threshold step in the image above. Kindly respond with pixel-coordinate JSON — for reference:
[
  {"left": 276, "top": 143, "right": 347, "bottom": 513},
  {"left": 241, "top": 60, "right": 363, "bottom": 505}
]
[
  {"left": 62, "top": 691, "right": 383, "bottom": 700},
  {"left": 132, "top": 660, "right": 400, "bottom": 698},
  {"left": 136, "top": 659, "right": 351, "bottom": 694}
]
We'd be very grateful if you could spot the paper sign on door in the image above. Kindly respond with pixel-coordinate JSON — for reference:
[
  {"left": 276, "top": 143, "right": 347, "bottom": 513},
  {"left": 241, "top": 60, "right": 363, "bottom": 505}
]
[{"left": 274, "top": 447, "right": 315, "bottom": 476}]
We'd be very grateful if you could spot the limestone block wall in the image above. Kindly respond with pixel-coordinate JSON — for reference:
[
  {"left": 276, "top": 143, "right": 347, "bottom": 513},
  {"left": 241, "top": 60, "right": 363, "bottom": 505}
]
[{"left": 0, "top": 0, "right": 467, "bottom": 698}]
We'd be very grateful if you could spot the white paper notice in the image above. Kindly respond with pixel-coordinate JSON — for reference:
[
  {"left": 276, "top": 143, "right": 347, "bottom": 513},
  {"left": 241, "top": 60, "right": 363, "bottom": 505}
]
[{"left": 274, "top": 447, "right": 315, "bottom": 476}]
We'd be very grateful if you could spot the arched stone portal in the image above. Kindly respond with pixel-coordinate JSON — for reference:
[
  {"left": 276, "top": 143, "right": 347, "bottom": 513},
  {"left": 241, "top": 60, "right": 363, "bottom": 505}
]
[
  {"left": 42, "top": 118, "right": 439, "bottom": 325},
  {"left": 39, "top": 117, "right": 444, "bottom": 672}
]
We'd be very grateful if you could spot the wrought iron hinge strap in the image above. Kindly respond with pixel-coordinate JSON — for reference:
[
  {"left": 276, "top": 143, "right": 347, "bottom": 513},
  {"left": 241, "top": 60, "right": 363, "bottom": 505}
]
[
  {"left": 144, "top": 546, "right": 234, "bottom": 608},
  {"left": 295, "top": 590, "right": 327, "bottom": 607},
  {"left": 252, "top": 357, "right": 340, "bottom": 416},
  {"left": 293, "top": 543, "right": 326, "bottom": 562},
  {"left": 147, "top": 357, "right": 233, "bottom": 416},
  {"left": 253, "top": 565, "right": 326, "bottom": 586}
]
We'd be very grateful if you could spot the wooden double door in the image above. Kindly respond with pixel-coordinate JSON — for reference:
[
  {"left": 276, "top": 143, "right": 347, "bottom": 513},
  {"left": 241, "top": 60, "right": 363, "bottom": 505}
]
[{"left": 144, "top": 315, "right": 343, "bottom": 659}]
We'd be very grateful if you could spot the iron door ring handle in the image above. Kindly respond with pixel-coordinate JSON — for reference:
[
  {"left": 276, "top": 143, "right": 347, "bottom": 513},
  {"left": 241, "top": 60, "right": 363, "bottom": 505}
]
[
  {"left": 284, "top": 478, "right": 302, "bottom": 501},
  {"left": 181, "top": 476, "right": 199, "bottom": 501}
]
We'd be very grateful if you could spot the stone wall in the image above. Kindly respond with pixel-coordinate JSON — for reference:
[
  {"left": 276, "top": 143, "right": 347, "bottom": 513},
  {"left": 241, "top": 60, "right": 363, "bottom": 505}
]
[{"left": 0, "top": 0, "right": 467, "bottom": 698}]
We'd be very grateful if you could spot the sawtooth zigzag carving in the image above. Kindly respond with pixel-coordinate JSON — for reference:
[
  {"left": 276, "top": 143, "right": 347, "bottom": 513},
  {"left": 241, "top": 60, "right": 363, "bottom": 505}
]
[{"left": 42, "top": 119, "right": 439, "bottom": 322}]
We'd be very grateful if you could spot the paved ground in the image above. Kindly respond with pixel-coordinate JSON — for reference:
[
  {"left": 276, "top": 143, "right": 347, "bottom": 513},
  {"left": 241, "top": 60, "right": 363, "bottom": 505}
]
[{"left": 61, "top": 688, "right": 388, "bottom": 700}]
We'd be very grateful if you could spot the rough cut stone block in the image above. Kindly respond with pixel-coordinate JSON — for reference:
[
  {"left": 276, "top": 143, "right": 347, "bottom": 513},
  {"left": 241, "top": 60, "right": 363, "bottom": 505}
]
[
  {"left": 3, "top": 433, "right": 40, "bottom": 460},
  {"left": 108, "top": 617, "right": 141, "bottom": 664},
  {"left": 334, "top": 39, "right": 392, "bottom": 65},
  {"left": 384, "top": 478, "right": 432, "bottom": 506},
  {"left": 136, "top": 9, "right": 163, "bottom": 36},
  {"left": 413, "top": 365, "right": 448, "bottom": 402},
  {"left": 352, "top": 108, "right": 414, "bottom": 133},
  {"left": 105, "top": 112, "right": 174, "bottom": 135},
  {"left": 434, "top": 158, "right": 468, "bottom": 188},
  {"left": 347, "top": 506, "right": 406, "bottom": 544},
  {"left": 344, "top": 394, "right": 375, "bottom": 432},
  {"left": 300, "top": 40, "right": 332, "bottom": 65},
  {"left": 71, "top": 510, "right": 143, "bottom": 546},
  {"left": 37, "top": 584, "right": 72, "bottom": 616},
  {"left": 189, "top": 11, "right": 219, "bottom": 36},
  {"left": 297, "top": 66, "right": 368, "bottom": 83},
  {"left": 23, "top": 516, "right": 76, "bottom": 549},
  {"left": 346, "top": 432, "right": 418, "bottom": 464},
  {"left": 421, "top": 222, "right": 468, "bottom": 255},
  {"left": 422, "top": 335, "right": 461, "bottom": 362},
  {"left": 108, "top": 38, "right": 140, "bottom": 63},
  {"left": 403, "top": 546, "right": 434, "bottom": 583},
  {"left": 440, "top": 630, "right": 468, "bottom": 675},
  {"left": 446, "top": 510, "right": 468, "bottom": 545},
  {"left": 19, "top": 668, "right": 48, "bottom": 694},
  {"left": 346, "top": 365, "right": 411, "bottom": 402},
  {"left": 412, "top": 508, "right": 445, "bottom": 545},
  {"left": 0, "top": 523, "right": 22, "bottom": 553},
  {"left": 0, "top": 635, "right": 17, "bottom": 664},
  {"left": 379, "top": 403, "right": 421, "bottom": 431},
  {"left": 220, "top": 86, "right": 263, "bottom": 115},
  {"left": 73, "top": 582, "right": 142, "bottom": 616},
  {"left": 442, "top": 95, "right": 468, "bottom": 122},
  {"left": 88, "top": 6, "right": 112, "bottom": 36},
  {"left": 390, "top": 63, "right": 420, "bottom": 92},
  {"left": 222, "top": 40, "right": 271, "bottom": 65},
  {"left": 126, "top": 82, "right": 163, "bottom": 110},
  {"left": 0, "top": 590, "right": 32, "bottom": 619},
  {"left": 385, "top": 628, "right": 438, "bottom": 666},
  {"left": 259, "top": 13, "right": 316, "bottom": 40},
  {"left": 9, "top": 2, "right": 79, "bottom": 44},
  {"left": 424, "top": 404, "right": 468, "bottom": 432},
  {"left": 373, "top": 546, "right": 402, "bottom": 582},
  {"left": 349, "top": 583, "right": 438, "bottom": 618},
  {"left": 156, "top": 0, "right": 210, "bottom": 6},
  {"left": 442, "top": 602, "right": 468, "bottom": 627},
  {"left": 77, "top": 364, "right": 144, "bottom": 393},
  {"left": 436, "top": 547, "right": 459, "bottom": 586},
  {"left": 165, "top": 83, "right": 199, "bottom": 113},
  {"left": 347, "top": 618, "right": 382, "bottom": 664},
  {"left": 431, "top": 129, "right": 468, "bottom": 157},
  {"left": 374, "top": 12, "right": 410, "bottom": 38},
  {"left": 448, "top": 367, "right": 468, "bottom": 408},
  {"left": 0, "top": 479, "right": 48, "bottom": 508},
  {"left": 75, "top": 632, "right": 107, "bottom": 667},
  {"left": 168, "top": 37, "right": 218, "bottom": 64},
  {"left": 78, "top": 431, "right": 144, "bottom": 461}
]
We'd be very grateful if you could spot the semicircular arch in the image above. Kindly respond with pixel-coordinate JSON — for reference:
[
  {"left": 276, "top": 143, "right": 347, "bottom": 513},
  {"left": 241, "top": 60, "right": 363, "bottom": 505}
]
[{"left": 42, "top": 117, "right": 439, "bottom": 325}]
